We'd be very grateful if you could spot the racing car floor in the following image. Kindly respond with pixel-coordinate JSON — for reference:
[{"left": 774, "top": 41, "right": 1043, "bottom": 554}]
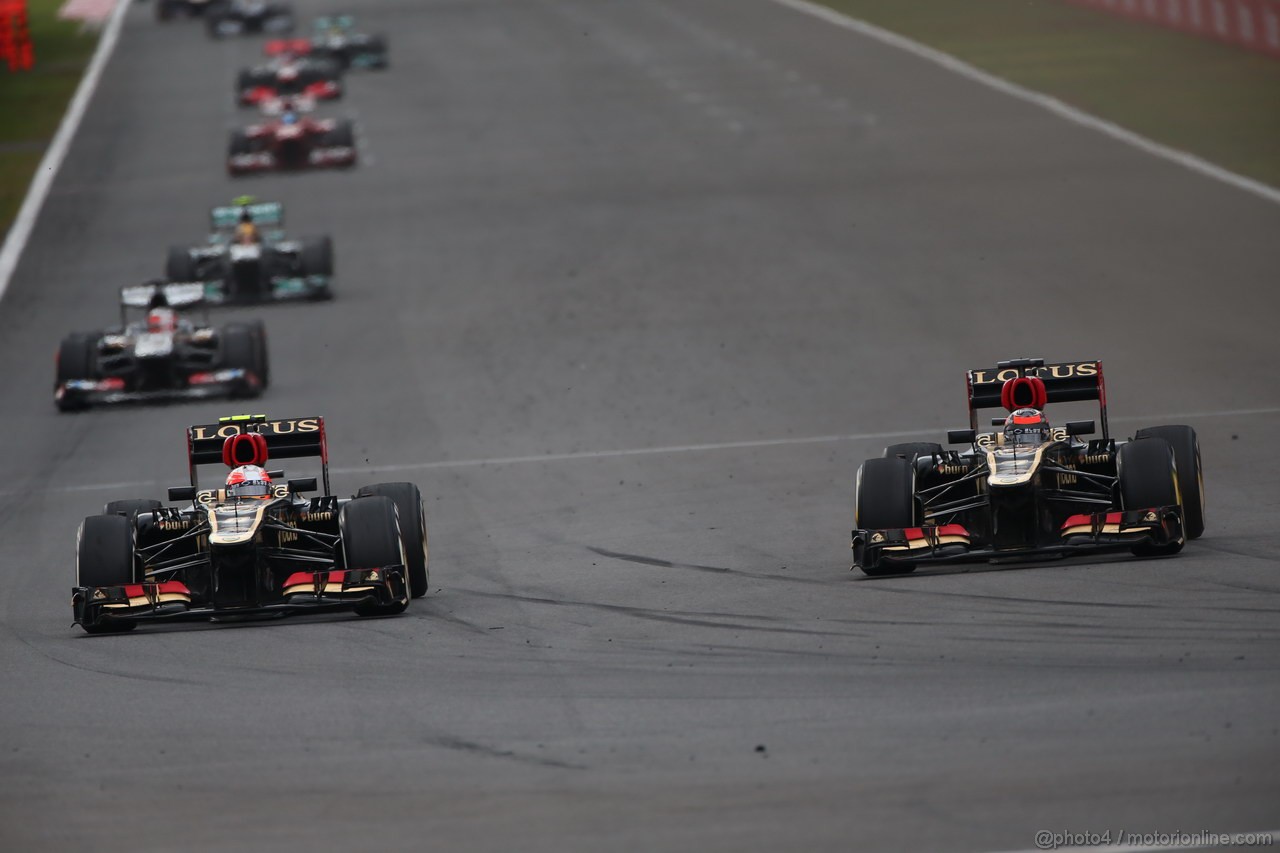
[{"left": 1, "top": 1, "right": 1278, "bottom": 850}]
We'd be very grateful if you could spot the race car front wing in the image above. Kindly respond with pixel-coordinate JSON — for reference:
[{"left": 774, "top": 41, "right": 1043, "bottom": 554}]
[
  {"left": 55, "top": 368, "right": 262, "bottom": 411},
  {"left": 852, "top": 506, "right": 1185, "bottom": 572},
  {"left": 73, "top": 566, "right": 408, "bottom": 632}
]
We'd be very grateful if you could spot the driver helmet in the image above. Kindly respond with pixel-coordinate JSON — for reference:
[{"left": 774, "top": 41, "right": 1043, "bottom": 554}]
[
  {"left": 1003, "top": 408, "right": 1051, "bottom": 448},
  {"left": 225, "top": 465, "right": 273, "bottom": 499},
  {"left": 235, "top": 215, "right": 259, "bottom": 244},
  {"left": 147, "top": 307, "right": 177, "bottom": 332}
]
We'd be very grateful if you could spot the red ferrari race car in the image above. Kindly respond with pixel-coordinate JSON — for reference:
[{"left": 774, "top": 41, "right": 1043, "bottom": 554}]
[
  {"left": 236, "top": 57, "right": 342, "bottom": 108},
  {"left": 228, "top": 109, "right": 356, "bottom": 176}
]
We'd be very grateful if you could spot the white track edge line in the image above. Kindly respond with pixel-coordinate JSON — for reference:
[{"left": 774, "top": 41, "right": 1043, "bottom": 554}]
[
  {"left": 21, "top": 406, "right": 1279, "bottom": 496},
  {"left": 0, "top": 0, "right": 133, "bottom": 306},
  {"left": 764, "top": 0, "right": 1280, "bottom": 206}
]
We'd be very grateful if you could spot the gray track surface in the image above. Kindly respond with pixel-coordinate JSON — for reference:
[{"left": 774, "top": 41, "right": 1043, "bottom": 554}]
[{"left": 2, "top": 1, "right": 1279, "bottom": 850}]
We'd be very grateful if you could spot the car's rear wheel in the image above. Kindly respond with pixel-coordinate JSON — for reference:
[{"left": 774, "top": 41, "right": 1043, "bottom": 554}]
[
  {"left": 104, "top": 499, "right": 162, "bottom": 519},
  {"left": 1118, "top": 437, "right": 1183, "bottom": 556},
  {"left": 855, "top": 457, "right": 917, "bottom": 576},
  {"left": 220, "top": 324, "right": 264, "bottom": 396},
  {"left": 342, "top": 496, "right": 409, "bottom": 616},
  {"left": 300, "top": 235, "right": 334, "bottom": 276},
  {"left": 77, "top": 514, "right": 138, "bottom": 634},
  {"left": 356, "top": 483, "right": 428, "bottom": 597},
  {"left": 882, "top": 442, "right": 943, "bottom": 464},
  {"left": 1135, "top": 425, "right": 1204, "bottom": 539},
  {"left": 166, "top": 246, "right": 196, "bottom": 281},
  {"left": 327, "top": 121, "right": 356, "bottom": 149}
]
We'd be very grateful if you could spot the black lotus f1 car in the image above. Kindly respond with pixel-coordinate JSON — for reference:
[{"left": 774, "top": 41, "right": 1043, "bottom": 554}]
[
  {"left": 851, "top": 358, "right": 1205, "bottom": 575},
  {"left": 166, "top": 199, "right": 333, "bottom": 303},
  {"left": 73, "top": 414, "right": 430, "bottom": 633},
  {"left": 54, "top": 282, "right": 268, "bottom": 412}
]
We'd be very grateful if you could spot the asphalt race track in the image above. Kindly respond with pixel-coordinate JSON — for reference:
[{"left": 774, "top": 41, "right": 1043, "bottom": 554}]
[{"left": 2, "top": 1, "right": 1279, "bottom": 850}]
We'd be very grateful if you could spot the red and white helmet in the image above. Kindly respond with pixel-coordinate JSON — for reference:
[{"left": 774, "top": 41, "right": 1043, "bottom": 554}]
[
  {"left": 147, "top": 307, "right": 177, "bottom": 332},
  {"left": 225, "top": 465, "right": 273, "bottom": 499}
]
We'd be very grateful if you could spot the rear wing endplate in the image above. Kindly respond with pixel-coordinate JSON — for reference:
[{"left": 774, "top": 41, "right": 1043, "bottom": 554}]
[
  {"left": 966, "top": 358, "right": 1109, "bottom": 438},
  {"left": 186, "top": 414, "right": 329, "bottom": 493}
]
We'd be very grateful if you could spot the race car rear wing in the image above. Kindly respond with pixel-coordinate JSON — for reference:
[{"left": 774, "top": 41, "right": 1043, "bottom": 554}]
[
  {"left": 210, "top": 200, "right": 284, "bottom": 231},
  {"left": 966, "top": 358, "right": 1109, "bottom": 438},
  {"left": 120, "top": 281, "right": 205, "bottom": 309},
  {"left": 186, "top": 414, "right": 329, "bottom": 493}
]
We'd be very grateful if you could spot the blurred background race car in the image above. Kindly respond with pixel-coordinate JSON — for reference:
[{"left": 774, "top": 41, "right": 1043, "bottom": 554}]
[
  {"left": 237, "top": 55, "right": 342, "bottom": 107},
  {"left": 206, "top": 0, "right": 294, "bottom": 38},
  {"left": 265, "top": 15, "right": 389, "bottom": 70},
  {"left": 165, "top": 198, "right": 334, "bottom": 302},
  {"left": 54, "top": 282, "right": 269, "bottom": 412},
  {"left": 227, "top": 108, "right": 356, "bottom": 176}
]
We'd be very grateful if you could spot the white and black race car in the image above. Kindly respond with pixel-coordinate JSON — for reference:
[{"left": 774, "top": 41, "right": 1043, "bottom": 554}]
[{"left": 54, "top": 282, "right": 269, "bottom": 412}]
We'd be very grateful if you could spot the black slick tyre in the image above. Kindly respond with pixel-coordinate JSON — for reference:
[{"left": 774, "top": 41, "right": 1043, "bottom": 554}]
[
  {"left": 220, "top": 324, "right": 263, "bottom": 396},
  {"left": 300, "top": 235, "right": 334, "bottom": 276},
  {"left": 166, "top": 246, "right": 196, "bottom": 281},
  {"left": 341, "top": 496, "right": 409, "bottom": 616},
  {"left": 855, "top": 457, "right": 917, "bottom": 576},
  {"left": 77, "top": 514, "right": 138, "bottom": 633},
  {"left": 356, "top": 483, "right": 428, "bottom": 597},
  {"left": 1135, "top": 425, "right": 1204, "bottom": 539},
  {"left": 1118, "top": 437, "right": 1183, "bottom": 556},
  {"left": 55, "top": 333, "right": 98, "bottom": 412}
]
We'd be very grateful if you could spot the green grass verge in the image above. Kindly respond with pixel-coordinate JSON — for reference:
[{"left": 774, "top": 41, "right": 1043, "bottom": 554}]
[
  {"left": 815, "top": 0, "right": 1280, "bottom": 186},
  {"left": 0, "top": 0, "right": 99, "bottom": 235}
]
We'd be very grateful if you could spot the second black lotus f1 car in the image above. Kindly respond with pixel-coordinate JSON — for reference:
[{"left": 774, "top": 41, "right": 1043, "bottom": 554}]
[
  {"left": 72, "top": 414, "right": 430, "bottom": 633},
  {"left": 851, "top": 358, "right": 1205, "bottom": 575}
]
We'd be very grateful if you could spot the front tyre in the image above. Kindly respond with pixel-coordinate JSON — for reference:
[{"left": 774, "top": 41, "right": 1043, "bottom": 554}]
[
  {"left": 356, "top": 483, "right": 429, "bottom": 597},
  {"left": 77, "top": 514, "right": 138, "bottom": 634},
  {"left": 1135, "top": 425, "right": 1204, "bottom": 539},
  {"left": 1118, "top": 437, "right": 1183, "bottom": 557},
  {"left": 854, "top": 457, "right": 917, "bottom": 576},
  {"left": 341, "top": 496, "right": 409, "bottom": 616}
]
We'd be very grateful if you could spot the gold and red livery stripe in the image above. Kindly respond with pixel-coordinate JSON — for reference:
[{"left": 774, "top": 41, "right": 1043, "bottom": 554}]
[
  {"left": 884, "top": 524, "right": 971, "bottom": 552},
  {"left": 101, "top": 581, "right": 193, "bottom": 609}
]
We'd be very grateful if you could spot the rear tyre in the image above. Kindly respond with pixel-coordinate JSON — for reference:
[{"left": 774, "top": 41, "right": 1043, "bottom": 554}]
[
  {"left": 228, "top": 130, "right": 252, "bottom": 157},
  {"left": 300, "top": 235, "right": 334, "bottom": 276},
  {"left": 166, "top": 246, "right": 196, "bottom": 281},
  {"left": 103, "top": 499, "right": 162, "bottom": 520},
  {"left": 1135, "top": 425, "right": 1204, "bottom": 539},
  {"left": 1118, "top": 437, "right": 1183, "bottom": 556},
  {"left": 220, "top": 324, "right": 264, "bottom": 396},
  {"left": 341, "top": 496, "right": 409, "bottom": 616},
  {"left": 854, "top": 457, "right": 917, "bottom": 576},
  {"left": 55, "top": 333, "right": 98, "bottom": 411},
  {"left": 328, "top": 121, "right": 356, "bottom": 149},
  {"left": 77, "top": 514, "right": 138, "bottom": 634},
  {"left": 882, "top": 442, "right": 943, "bottom": 463},
  {"left": 356, "top": 483, "right": 428, "bottom": 597}
]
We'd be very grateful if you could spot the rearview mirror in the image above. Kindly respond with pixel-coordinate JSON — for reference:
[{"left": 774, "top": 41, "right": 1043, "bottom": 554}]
[
  {"left": 947, "top": 429, "right": 976, "bottom": 445},
  {"left": 168, "top": 486, "right": 196, "bottom": 502},
  {"left": 267, "top": 469, "right": 285, "bottom": 479},
  {"left": 1065, "top": 420, "right": 1095, "bottom": 437},
  {"left": 288, "top": 478, "right": 317, "bottom": 494}
]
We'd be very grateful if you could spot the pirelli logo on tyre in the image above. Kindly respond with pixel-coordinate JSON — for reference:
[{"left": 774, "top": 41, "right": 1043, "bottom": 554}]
[{"left": 969, "top": 362, "right": 1098, "bottom": 385}]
